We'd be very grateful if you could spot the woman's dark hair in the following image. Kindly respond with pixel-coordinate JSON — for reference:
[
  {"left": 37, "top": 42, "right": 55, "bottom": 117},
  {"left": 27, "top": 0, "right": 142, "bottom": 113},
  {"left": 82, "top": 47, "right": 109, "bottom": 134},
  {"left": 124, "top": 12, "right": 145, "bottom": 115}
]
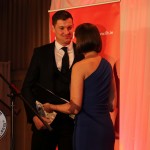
[
  {"left": 52, "top": 10, "right": 73, "bottom": 26},
  {"left": 75, "top": 23, "right": 102, "bottom": 53}
]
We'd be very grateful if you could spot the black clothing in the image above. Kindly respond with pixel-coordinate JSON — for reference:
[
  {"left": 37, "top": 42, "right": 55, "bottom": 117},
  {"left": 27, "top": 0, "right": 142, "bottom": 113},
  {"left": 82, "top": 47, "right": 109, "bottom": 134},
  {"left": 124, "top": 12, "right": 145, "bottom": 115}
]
[{"left": 21, "top": 42, "right": 83, "bottom": 150}]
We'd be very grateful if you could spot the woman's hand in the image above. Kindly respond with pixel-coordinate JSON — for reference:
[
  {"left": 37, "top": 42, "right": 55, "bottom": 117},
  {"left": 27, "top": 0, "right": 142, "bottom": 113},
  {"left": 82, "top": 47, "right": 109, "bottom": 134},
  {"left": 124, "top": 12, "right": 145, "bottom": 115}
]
[{"left": 43, "top": 103, "right": 53, "bottom": 113}]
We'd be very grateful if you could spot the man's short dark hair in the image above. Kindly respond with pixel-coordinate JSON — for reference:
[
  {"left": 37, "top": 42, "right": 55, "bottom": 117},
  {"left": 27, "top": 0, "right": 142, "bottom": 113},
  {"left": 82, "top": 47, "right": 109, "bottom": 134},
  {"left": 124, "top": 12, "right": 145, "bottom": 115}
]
[
  {"left": 75, "top": 23, "right": 102, "bottom": 53},
  {"left": 52, "top": 10, "right": 73, "bottom": 26}
]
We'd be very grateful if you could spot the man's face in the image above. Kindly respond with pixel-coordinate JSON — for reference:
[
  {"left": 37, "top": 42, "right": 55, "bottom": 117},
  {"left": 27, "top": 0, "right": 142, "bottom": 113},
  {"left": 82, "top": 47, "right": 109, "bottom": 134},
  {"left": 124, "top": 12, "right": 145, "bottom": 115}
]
[{"left": 52, "top": 18, "right": 74, "bottom": 46}]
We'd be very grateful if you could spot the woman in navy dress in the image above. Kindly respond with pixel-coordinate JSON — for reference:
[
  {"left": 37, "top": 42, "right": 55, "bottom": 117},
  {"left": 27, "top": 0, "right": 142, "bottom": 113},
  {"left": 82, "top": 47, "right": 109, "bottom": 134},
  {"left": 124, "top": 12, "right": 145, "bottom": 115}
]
[{"left": 43, "top": 23, "right": 115, "bottom": 150}]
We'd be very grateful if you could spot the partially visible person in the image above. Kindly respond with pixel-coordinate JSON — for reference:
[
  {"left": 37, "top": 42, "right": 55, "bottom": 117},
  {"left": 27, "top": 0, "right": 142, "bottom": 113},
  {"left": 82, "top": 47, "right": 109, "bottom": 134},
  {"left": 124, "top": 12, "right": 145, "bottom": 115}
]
[
  {"left": 43, "top": 23, "right": 115, "bottom": 150},
  {"left": 113, "top": 59, "right": 120, "bottom": 139},
  {"left": 21, "top": 10, "right": 83, "bottom": 150}
]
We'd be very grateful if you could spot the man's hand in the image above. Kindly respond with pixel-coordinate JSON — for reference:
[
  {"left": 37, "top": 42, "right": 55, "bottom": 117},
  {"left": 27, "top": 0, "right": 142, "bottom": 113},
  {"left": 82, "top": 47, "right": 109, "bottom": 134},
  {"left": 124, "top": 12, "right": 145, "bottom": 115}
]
[{"left": 33, "top": 116, "right": 49, "bottom": 130}]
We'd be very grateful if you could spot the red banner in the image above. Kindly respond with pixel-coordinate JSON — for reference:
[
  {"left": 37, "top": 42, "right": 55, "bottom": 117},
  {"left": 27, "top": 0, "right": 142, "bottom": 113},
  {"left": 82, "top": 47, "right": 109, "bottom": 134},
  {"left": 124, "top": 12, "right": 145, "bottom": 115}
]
[{"left": 49, "top": 2, "right": 120, "bottom": 63}]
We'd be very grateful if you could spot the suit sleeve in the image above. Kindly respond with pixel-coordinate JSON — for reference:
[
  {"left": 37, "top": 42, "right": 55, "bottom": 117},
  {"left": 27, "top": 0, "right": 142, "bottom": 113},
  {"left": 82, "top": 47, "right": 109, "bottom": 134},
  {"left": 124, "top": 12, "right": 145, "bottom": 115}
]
[{"left": 21, "top": 48, "right": 40, "bottom": 123}]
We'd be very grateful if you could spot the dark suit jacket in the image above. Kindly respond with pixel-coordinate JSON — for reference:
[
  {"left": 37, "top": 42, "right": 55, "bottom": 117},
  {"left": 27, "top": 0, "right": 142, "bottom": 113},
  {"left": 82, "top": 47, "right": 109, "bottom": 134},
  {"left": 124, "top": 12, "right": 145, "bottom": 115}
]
[{"left": 21, "top": 42, "right": 83, "bottom": 127}]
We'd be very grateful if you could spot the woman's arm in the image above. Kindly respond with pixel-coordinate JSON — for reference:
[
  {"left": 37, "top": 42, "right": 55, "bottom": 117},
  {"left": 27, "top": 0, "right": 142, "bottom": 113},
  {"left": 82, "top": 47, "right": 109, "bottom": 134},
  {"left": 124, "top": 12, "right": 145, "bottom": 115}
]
[{"left": 43, "top": 62, "right": 84, "bottom": 115}]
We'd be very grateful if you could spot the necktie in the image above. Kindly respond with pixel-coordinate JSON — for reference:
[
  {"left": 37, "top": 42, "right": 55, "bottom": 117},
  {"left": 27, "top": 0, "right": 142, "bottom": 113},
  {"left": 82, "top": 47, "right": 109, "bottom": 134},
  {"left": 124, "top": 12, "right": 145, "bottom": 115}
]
[{"left": 61, "top": 47, "right": 69, "bottom": 74}]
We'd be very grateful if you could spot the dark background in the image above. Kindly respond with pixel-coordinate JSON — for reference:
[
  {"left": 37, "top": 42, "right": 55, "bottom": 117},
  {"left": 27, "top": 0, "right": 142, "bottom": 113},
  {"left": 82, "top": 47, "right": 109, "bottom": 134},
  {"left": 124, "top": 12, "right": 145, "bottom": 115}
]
[{"left": 0, "top": 1, "right": 52, "bottom": 149}]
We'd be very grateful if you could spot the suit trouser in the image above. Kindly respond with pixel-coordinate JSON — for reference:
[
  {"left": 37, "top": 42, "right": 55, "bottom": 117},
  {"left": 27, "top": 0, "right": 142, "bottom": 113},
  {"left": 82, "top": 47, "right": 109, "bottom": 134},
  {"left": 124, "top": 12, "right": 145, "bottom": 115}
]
[{"left": 31, "top": 119, "right": 74, "bottom": 150}]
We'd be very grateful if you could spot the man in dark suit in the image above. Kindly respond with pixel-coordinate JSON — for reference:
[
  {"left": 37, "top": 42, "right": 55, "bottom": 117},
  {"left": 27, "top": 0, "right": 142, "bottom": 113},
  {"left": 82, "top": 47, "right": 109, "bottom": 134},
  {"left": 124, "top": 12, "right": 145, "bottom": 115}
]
[{"left": 21, "top": 10, "right": 83, "bottom": 150}]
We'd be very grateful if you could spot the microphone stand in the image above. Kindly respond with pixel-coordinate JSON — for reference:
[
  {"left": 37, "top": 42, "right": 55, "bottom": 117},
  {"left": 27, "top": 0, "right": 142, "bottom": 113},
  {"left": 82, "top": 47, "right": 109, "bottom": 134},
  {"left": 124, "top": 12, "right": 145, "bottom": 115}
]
[{"left": 0, "top": 73, "right": 52, "bottom": 150}]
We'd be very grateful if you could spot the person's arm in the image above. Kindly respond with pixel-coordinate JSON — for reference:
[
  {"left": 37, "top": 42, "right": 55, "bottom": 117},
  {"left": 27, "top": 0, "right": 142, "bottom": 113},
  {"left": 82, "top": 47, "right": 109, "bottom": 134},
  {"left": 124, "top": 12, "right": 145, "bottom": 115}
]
[
  {"left": 21, "top": 48, "right": 40, "bottom": 123},
  {"left": 43, "top": 62, "right": 84, "bottom": 115},
  {"left": 22, "top": 48, "right": 48, "bottom": 130},
  {"left": 110, "top": 60, "right": 120, "bottom": 125},
  {"left": 109, "top": 74, "right": 117, "bottom": 125}
]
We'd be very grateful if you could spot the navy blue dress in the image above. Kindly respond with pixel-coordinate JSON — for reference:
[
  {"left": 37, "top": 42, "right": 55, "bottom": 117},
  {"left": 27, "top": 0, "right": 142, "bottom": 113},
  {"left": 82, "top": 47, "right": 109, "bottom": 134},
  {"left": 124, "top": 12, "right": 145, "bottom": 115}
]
[{"left": 73, "top": 58, "right": 115, "bottom": 150}]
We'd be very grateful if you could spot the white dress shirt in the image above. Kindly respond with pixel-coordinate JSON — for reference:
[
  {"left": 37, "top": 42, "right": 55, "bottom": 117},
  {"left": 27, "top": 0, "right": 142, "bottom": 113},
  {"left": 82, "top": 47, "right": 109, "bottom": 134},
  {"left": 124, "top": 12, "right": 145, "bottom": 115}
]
[{"left": 54, "top": 41, "right": 74, "bottom": 71}]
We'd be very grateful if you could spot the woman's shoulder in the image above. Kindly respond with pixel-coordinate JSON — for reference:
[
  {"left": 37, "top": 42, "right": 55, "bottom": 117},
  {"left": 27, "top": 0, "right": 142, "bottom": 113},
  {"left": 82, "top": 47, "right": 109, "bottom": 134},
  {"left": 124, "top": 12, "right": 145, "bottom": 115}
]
[
  {"left": 72, "top": 59, "right": 84, "bottom": 71},
  {"left": 72, "top": 56, "right": 102, "bottom": 75}
]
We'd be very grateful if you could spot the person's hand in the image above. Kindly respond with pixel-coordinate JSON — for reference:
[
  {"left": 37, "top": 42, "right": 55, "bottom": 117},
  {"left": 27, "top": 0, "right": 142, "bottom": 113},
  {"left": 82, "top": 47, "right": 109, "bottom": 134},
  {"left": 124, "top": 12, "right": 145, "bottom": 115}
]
[
  {"left": 43, "top": 103, "right": 53, "bottom": 113},
  {"left": 42, "top": 116, "right": 53, "bottom": 124},
  {"left": 33, "top": 116, "right": 46, "bottom": 130}
]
